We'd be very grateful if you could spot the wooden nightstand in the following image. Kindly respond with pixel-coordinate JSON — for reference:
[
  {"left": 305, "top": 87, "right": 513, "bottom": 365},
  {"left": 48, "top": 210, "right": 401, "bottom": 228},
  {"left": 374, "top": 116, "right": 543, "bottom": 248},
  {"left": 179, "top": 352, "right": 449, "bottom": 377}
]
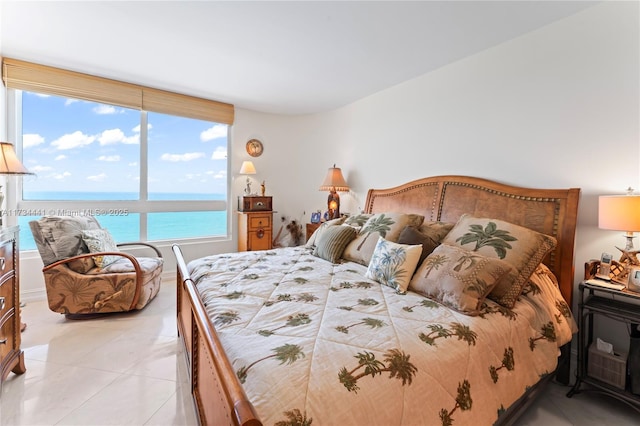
[
  {"left": 0, "top": 226, "right": 25, "bottom": 382},
  {"left": 238, "top": 212, "right": 273, "bottom": 252},
  {"left": 306, "top": 223, "right": 321, "bottom": 241}
]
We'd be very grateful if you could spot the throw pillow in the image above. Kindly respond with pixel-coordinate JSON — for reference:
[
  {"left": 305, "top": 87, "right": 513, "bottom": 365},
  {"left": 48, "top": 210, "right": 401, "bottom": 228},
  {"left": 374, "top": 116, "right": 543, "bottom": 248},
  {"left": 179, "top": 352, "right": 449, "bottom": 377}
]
[
  {"left": 409, "top": 244, "right": 512, "bottom": 315},
  {"left": 31, "top": 215, "right": 102, "bottom": 265},
  {"left": 313, "top": 225, "right": 357, "bottom": 263},
  {"left": 81, "top": 228, "right": 121, "bottom": 268},
  {"left": 365, "top": 236, "right": 422, "bottom": 293},
  {"left": 305, "top": 216, "right": 346, "bottom": 248},
  {"left": 397, "top": 224, "right": 446, "bottom": 266},
  {"left": 441, "top": 214, "right": 557, "bottom": 308},
  {"left": 342, "top": 212, "right": 425, "bottom": 266}
]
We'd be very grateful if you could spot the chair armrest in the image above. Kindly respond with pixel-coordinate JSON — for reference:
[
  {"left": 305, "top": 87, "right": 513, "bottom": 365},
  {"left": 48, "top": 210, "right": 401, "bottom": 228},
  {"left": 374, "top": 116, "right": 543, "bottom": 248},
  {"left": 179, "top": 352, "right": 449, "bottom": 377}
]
[
  {"left": 117, "top": 242, "right": 162, "bottom": 257},
  {"left": 43, "top": 251, "right": 142, "bottom": 273}
]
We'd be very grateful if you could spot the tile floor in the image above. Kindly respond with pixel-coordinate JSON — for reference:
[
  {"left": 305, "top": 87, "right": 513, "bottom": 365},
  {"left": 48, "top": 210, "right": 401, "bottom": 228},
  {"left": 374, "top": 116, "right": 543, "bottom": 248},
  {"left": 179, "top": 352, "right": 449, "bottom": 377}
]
[{"left": 1, "top": 278, "right": 639, "bottom": 425}]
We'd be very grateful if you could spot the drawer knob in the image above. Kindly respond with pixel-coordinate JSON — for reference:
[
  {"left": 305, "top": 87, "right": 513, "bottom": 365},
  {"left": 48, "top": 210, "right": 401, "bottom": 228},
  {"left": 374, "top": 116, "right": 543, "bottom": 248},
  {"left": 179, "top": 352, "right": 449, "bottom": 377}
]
[
  {"left": 257, "top": 229, "right": 265, "bottom": 239},
  {"left": 0, "top": 297, "right": 4, "bottom": 310},
  {"left": 0, "top": 338, "right": 6, "bottom": 345},
  {"left": 0, "top": 257, "right": 5, "bottom": 271}
]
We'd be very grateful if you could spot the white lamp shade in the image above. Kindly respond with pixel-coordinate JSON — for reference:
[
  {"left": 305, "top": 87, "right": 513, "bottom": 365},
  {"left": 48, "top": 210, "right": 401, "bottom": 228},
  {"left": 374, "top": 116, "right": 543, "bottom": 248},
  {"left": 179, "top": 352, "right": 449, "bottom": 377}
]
[
  {"left": 0, "top": 142, "right": 32, "bottom": 175},
  {"left": 599, "top": 195, "right": 640, "bottom": 232},
  {"left": 319, "top": 165, "right": 349, "bottom": 192},
  {"left": 239, "top": 161, "right": 256, "bottom": 175}
]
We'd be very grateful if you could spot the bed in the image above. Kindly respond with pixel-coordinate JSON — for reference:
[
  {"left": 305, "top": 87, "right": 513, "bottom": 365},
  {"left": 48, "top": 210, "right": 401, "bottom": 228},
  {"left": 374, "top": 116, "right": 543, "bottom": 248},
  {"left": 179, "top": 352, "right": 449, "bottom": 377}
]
[{"left": 173, "top": 175, "right": 580, "bottom": 426}]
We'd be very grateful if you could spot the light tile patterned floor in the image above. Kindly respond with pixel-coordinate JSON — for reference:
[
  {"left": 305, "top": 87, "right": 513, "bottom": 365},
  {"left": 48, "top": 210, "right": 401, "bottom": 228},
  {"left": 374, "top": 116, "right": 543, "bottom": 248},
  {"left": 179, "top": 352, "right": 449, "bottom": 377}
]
[{"left": 2, "top": 279, "right": 639, "bottom": 425}]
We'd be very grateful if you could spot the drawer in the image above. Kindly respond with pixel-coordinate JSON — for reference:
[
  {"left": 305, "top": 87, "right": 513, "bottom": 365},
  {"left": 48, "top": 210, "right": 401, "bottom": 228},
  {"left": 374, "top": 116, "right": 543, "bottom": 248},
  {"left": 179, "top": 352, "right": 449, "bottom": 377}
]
[
  {"left": 0, "top": 238, "right": 15, "bottom": 285},
  {"left": 248, "top": 214, "right": 272, "bottom": 231},
  {"left": 0, "top": 309, "right": 16, "bottom": 360},
  {"left": 0, "top": 279, "right": 14, "bottom": 318},
  {"left": 248, "top": 230, "right": 272, "bottom": 251}
]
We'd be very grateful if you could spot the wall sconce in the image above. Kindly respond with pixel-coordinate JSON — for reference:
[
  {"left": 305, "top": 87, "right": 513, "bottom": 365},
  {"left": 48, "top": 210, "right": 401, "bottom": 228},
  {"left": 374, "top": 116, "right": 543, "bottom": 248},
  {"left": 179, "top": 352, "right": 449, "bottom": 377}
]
[
  {"left": 239, "top": 160, "right": 257, "bottom": 195},
  {"left": 0, "top": 142, "right": 34, "bottom": 225},
  {"left": 599, "top": 188, "right": 640, "bottom": 255},
  {"left": 319, "top": 164, "right": 349, "bottom": 220}
]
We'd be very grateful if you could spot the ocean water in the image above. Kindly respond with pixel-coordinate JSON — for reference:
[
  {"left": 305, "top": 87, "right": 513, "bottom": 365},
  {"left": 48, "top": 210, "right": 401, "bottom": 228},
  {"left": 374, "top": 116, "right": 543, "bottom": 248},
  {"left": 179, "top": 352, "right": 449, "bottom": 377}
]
[{"left": 18, "top": 192, "right": 228, "bottom": 251}]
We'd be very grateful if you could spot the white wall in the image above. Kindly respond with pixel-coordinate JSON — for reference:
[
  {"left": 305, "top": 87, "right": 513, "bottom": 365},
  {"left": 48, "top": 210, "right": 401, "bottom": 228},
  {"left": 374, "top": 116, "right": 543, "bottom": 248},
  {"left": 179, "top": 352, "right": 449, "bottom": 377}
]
[
  {"left": 229, "top": 2, "right": 638, "bottom": 349},
  {"left": 13, "top": 2, "right": 639, "bottom": 351}
]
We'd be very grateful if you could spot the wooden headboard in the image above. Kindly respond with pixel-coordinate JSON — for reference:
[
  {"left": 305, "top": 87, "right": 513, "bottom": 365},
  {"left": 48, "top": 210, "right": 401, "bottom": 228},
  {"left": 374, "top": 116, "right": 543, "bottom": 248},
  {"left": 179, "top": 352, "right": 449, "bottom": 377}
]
[{"left": 364, "top": 175, "right": 581, "bottom": 307}]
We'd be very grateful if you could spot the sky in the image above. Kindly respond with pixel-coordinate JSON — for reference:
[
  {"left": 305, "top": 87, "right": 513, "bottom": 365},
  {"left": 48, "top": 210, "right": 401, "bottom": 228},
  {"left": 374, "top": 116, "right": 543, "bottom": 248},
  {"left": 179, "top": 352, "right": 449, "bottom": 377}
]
[{"left": 21, "top": 91, "right": 229, "bottom": 198}]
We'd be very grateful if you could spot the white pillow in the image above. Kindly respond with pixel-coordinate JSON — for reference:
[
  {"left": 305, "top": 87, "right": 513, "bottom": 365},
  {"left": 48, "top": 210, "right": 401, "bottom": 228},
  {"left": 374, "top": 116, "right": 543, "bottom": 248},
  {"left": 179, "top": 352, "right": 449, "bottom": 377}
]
[
  {"left": 365, "top": 236, "right": 422, "bottom": 293},
  {"left": 81, "top": 228, "right": 120, "bottom": 268}
]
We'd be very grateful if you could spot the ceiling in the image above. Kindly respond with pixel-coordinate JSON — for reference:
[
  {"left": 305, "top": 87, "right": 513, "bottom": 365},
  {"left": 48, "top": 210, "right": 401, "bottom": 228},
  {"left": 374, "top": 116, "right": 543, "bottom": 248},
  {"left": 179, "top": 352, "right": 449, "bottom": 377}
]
[{"left": 1, "top": 1, "right": 597, "bottom": 115}]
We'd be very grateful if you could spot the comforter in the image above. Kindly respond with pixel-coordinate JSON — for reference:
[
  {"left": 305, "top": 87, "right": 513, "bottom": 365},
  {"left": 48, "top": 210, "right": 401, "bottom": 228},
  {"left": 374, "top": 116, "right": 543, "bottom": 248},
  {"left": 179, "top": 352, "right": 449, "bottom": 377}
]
[{"left": 188, "top": 246, "right": 576, "bottom": 426}]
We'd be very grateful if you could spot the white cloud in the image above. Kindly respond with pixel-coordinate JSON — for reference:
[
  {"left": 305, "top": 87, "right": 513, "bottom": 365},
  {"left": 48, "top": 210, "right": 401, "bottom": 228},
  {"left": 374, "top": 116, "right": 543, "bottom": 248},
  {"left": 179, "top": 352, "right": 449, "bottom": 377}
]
[
  {"left": 200, "top": 124, "right": 227, "bottom": 142},
  {"left": 55, "top": 155, "right": 67, "bottom": 161},
  {"left": 23, "top": 133, "right": 45, "bottom": 148},
  {"left": 98, "top": 155, "right": 121, "bottom": 162},
  {"left": 87, "top": 173, "right": 108, "bottom": 182},
  {"left": 93, "top": 105, "right": 125, "bottom": 115},
  {"left": 65, "top": 98, "right": 78, "bottom": 106},
  {"left": 98, "top": 128, "right": 138, "bottom": 145},
  {"left": 161, "top": 152, "right": 205, "bottom": 162},
  {"left": 51, "top": 131, "right": 95, "bottom": 150},
  {"left": 30, "top": 165, "right": 53, "bottom": 173},
  {"left": 210, "top": 146, "right": 227, "bottom": 160},
  {"left": 53, "top": 171, "right": 72, "bottom": 180}
]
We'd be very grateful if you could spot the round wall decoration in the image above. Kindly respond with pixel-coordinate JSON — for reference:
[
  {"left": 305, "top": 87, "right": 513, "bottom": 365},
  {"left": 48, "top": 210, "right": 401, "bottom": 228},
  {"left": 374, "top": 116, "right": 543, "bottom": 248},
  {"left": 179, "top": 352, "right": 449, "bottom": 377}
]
[{"left": 246, "top": 139, "right": 264, "bottom": 157}]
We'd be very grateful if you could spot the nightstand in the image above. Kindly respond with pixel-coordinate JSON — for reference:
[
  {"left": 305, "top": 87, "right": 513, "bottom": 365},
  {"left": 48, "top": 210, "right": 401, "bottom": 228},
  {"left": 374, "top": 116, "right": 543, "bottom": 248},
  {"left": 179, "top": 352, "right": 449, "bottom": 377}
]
[
  {"left": 306, "top": 223, "right": 321, "bottom": 241},
  {"left": 238, "top": 212, "right": 273, "bottom": 252},
  {"left": 567, "top": 279, "right": 640, "bottom": 413}
]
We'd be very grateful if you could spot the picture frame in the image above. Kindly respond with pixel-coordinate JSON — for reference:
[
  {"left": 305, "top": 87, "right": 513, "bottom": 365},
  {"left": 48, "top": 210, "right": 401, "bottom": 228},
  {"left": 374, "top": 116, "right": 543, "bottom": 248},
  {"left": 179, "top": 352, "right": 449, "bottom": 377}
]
[
  {"left": 310, "top": 211, "right": 321, "bottom": 224},
  {"left": 629, "top": 266, "right": 640, "bottom": 292}
]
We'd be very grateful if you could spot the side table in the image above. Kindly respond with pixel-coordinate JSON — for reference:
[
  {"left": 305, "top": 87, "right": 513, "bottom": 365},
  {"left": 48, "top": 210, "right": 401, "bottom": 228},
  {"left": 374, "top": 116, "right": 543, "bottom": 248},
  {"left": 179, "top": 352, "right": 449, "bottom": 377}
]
[
  {"left": 306, "top": 223, "right": 321, "bottom": 241},
  {"left": 566, "top": 280, "right": 640, "bottom": 413}
]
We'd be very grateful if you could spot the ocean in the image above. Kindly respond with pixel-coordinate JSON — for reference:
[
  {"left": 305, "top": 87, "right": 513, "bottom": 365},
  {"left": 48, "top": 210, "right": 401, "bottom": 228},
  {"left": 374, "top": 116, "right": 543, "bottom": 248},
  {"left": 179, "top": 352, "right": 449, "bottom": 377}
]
[{"left": 18, "top": 192, "right": 228, "bottom": 251}]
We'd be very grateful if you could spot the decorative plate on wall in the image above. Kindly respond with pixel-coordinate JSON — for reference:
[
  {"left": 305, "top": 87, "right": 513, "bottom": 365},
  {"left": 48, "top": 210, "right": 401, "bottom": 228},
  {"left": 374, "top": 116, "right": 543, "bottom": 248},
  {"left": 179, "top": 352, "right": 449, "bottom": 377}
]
[{"left": 246, "top": 139, "right": 264, "bottom": 157}]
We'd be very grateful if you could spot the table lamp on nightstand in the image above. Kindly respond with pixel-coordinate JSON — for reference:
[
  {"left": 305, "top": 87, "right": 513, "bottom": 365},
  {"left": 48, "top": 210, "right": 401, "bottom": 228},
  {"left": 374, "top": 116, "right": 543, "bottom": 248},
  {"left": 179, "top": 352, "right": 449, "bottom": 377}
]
[
  {"left": 319, "top": 164, "right": 349, "bottom": 220},
  {"left": 239, "top": 160, "right": 257, "bottom": 196},
  {"left": 0, "top": 142, "right": 34, "bottom": 225},
  {"left": 599, "top": 190, "right": 640, "bottom": 253}
]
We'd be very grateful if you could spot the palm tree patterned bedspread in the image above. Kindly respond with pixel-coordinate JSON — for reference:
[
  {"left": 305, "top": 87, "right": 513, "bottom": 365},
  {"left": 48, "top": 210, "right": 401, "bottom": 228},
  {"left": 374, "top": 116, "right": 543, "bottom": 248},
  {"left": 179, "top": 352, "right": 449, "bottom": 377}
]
[{"left": 188, "top": 246, "right": 576, "bottom": 426}]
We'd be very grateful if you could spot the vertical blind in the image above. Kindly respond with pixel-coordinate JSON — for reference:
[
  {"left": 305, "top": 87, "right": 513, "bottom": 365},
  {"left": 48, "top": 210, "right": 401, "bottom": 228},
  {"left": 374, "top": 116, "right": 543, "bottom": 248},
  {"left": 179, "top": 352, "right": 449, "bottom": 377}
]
[{"left": 2, "top": 57, "right": 234, "bottom": 124}]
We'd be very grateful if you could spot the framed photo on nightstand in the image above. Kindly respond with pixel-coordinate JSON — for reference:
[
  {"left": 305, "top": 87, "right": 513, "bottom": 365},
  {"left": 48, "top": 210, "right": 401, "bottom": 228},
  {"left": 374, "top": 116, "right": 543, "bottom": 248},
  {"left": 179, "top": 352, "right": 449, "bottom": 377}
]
[
  {"left": 628, "top": 266, "right": 640, "bottom": 292},
  {"left": 310, "top": 211, "right": 321, "bottom": 224}
]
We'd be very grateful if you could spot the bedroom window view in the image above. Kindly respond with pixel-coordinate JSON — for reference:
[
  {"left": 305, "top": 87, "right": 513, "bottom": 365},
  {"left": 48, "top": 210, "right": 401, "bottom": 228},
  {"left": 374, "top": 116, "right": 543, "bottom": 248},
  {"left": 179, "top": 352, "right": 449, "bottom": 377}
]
[{"left": 16, "top": 90, "right": 229, "bottom": 250}]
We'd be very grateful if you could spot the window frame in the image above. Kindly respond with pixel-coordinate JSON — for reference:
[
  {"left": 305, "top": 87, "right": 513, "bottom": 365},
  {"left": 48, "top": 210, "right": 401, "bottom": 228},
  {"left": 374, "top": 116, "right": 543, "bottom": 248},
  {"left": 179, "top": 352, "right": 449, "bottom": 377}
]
[{"left": 4, "top": 60, "right": 234, "bottom": 246}]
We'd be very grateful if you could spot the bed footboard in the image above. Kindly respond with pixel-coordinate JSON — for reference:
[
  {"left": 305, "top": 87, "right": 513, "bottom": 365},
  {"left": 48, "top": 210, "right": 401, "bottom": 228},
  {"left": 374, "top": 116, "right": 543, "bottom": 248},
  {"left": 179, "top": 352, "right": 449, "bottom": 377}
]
[{"left": 173, "top": 244, "right": 262, "bottom": 426}]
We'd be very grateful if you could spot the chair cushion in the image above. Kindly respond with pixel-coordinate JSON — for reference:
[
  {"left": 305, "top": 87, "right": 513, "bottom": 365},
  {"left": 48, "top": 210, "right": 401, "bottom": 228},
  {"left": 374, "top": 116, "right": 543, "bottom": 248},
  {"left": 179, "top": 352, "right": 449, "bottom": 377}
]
[
  {"left": 29, "top": 216, "right": 102, "bottom": 265},
  {"left": 94, "top": 256, "right": 164, "bottom": 274}
]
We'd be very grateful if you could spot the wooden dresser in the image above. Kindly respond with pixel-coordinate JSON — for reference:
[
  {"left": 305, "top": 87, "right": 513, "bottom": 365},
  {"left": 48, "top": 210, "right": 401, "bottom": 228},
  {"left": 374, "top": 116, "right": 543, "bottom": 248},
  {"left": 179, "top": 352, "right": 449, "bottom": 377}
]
[
  {"left": 0, "top": 226, "right": 25, "bottom": 382},
  {"left": 238, "top": 212, "right": 273, "bottom": 252}
]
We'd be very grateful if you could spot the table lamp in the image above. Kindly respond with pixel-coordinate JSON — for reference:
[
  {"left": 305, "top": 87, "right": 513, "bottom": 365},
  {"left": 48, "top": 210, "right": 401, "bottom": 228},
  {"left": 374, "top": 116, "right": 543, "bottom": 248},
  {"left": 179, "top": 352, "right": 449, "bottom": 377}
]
[
  {"left": 239, "top": 161, "right": 257, "bottom": 195},
  {"left": 599, "top": 189, "right": 640, "bottom": 252},
  {"left": 0, "top": 142, "right": 34, "bottom": 225},
  {"left": 319, "top": 164, "right": 349, "bottom": 220}
]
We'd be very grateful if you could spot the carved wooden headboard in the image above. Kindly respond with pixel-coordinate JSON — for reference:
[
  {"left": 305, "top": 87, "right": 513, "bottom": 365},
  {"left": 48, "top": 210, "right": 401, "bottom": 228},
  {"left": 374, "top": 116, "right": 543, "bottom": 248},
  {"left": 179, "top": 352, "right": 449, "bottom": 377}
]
[{"left": 364, "top": 175, "right": 581, "bottom": 307}]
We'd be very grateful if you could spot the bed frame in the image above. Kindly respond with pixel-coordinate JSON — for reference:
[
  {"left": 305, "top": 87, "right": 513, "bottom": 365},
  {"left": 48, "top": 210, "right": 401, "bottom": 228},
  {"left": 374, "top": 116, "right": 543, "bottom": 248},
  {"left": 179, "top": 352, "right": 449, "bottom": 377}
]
[{"left": 173, "top": 175, "right": 580, "bottom": 426}]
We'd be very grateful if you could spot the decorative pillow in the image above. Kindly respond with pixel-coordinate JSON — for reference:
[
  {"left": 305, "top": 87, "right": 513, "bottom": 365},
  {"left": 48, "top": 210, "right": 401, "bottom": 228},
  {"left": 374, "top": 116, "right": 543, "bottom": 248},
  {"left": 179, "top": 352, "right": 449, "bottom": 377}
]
[
  {"left": 313, "top": 225, "right": 357, "bottom": 263},
  {"left": 67, "top": 257, "right": 97, "bottom": 274},
  {"left": 409, "top": 244, "right": 512, "bottom": 315},
  {"left": 342, "top": 213, "right": 425, "bottom": 266},
  {"left": 305, "top": 216, "right": 346, "bottom": 248},
  {"left": 441, "top": 214, "right": 557, "bottom": 309},
  {"left": 365, "top": 237, "right": 422, "bottom": 293},
  {"left": 342, "top": 213, "right": 373, "bottom": 230},
  {"left": 397, "top": 222, "right": 453, "bottom": 266},
  {"left": 81, "top": 228, "right": 121, "bottom": 268},
  {"left": 30, "top": 215, "right": 102, "bottom": 265}
]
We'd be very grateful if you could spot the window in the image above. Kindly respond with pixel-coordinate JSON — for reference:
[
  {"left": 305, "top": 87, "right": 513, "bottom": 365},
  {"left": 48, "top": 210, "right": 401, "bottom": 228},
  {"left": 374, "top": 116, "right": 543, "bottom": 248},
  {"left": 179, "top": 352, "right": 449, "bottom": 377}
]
[{"left": 3, "top": 58, "right": 234, "bottom": 250}]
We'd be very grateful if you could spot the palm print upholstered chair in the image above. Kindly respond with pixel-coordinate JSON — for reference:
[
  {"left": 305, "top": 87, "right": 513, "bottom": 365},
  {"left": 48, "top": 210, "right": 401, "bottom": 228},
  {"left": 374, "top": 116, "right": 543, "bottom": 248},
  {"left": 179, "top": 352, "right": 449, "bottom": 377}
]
[{"left": 29, "top": 215, "right": 163, "bottom": 318}]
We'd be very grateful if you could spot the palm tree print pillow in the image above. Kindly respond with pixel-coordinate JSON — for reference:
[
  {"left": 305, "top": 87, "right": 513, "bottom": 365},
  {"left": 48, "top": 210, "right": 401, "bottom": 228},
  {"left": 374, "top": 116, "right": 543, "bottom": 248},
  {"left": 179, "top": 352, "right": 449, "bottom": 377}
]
[
  {"left": 342, "top": 213, "right": 424, "bottom": 266},
  {"left": 441, "top": 214, "right": 557, "bottom": 308},
  {"left": 365, "top": 236, "right": 423, "bottom": 293},
  {"left": 409, "top": 244, "right": 512, "bottom": 315}
]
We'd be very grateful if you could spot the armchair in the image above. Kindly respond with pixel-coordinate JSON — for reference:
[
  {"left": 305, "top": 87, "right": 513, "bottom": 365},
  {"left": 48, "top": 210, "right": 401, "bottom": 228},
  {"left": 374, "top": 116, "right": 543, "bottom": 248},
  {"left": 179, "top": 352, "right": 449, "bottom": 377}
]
[{"left": 29, "top": 215, "right": 163, "bottom": 318}]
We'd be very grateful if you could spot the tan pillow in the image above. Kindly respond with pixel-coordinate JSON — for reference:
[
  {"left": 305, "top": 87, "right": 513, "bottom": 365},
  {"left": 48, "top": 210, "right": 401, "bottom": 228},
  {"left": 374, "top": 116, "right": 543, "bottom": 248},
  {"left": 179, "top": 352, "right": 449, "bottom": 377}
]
[
  {"left": 366, "top": 237, "right": 422, "bottom": 293},
  {"left": 342, "top": 213, "right": 424, "bottom": 265},
  {"left": 441, "top": 214, "right": 557, "bottom": 308},
  {"left": 409, "top": 244, "right": 511, "bottom": 315},
  {"left": 313, "top": 225, "right": 357, "bottom": 263},
  {"left": 67, "top": 257, "right": 97, "bottom": 274},
  {"left": 305, "top": 217, "right": 346, "bottom": 248},
  {"left": 82, "top": 228, "right": 121, "bottom": 268},
  {"left": 397, "top": 221, "right": 453, "bottom": 266}
]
